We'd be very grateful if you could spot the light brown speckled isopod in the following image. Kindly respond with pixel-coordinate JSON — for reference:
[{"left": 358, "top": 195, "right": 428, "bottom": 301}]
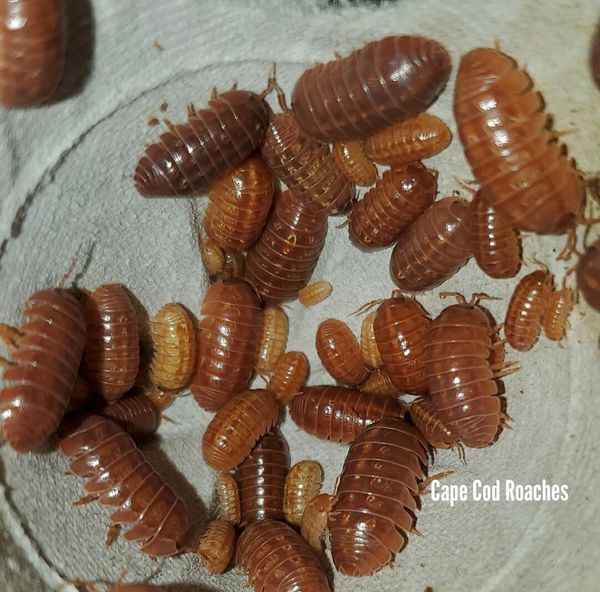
[
  {"left": 332, "top": 140, "right": 378, "bottom": 187},
  {"left": 298, "top": 281, "right": 332, "bottom": 307},
  {"left": 197, "top": 519, "right": 236, "bottom": 574},
  {"left": 543, "top": 283, "right": 577, "bottom": 342},
  {"left": 200, "top": 238, "right": 226, "bottom": 277},
  {"left": 215, "top": 472, "right": 241, "bottom": 525},
  {"left": 255, "top": 305, "right": 289, "bottom": 376},
  {"left": 301, "top": 493, "right": 335, "bottom": 552},
  {"left": 283, "top": 460, "right": 323, "bottom": 527},
  {"left": 359, "top": 368, "right": 401, "bottom": 397},
  {"left": 360, "top": 312, "right": 383, "bottom": 369},
  {"left": 266, "top": 351, "right": 309, "bottom": 405}
]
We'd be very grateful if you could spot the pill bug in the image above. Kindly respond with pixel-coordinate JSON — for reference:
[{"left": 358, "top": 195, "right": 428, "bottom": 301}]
[
  {"left": 191, "top": 280, "right": 261, "bottom": 411},
  {"left": 283, "top": 460, "right": 323, "bottom": 527},
  {"left": 315, "top": 318, "right": 370, "bottom": 385},
  {"left": 266, "top": 351, "right": 309, "bottom": 405},
  {"left": 301, "top": 492, "right": 335, "bottom": 552},
  {"left": 214, "top": 472, "right": 241, "bottom": 525},
  {"left": 332, "top": 140, "right": 377, "bottom": 187},
  {"left": 505, "top": 269, "right": 554, "bottom": 351},
  {"left": 363, "top": 112, "right": 452, "bottom": 165},
  {"left": 255, "top": 305, "right": 289, "bottom": 376},
  {"left": 235, "top": 429, "right": 290, "bottom": 525},
  {"left": 577, "top": 237, "right": 600, "bottom": 312},
  {"left": 134, "top": 85, "right": 272, "bottom": 197},
  {"left": 360, "top": 312, "right": 383, "bottom": 369},
  {"left": 0, "top": 289, "right": 86, "bottom": 452},
  {"left": 236, "top": 519, "right": 331, "bottom": 592},
  {"left": 373, "top": 292, "right": 431, "bottom": 396},
  {"left": 261, "top": 88, "right": 355, "bottom": 216},
  {"left": 349, "top": 163, "right": 438, "bottom": 251},
  {"left": 289, "top": 385, "right": 406, "bottom": 443},
  {"left": 543, "top": 282, "right": 577, "bottom": 342},
  {"left": 472, "top": 189, "right": 522, "bottom": 279},
  {"left": 292, "top": 35, "right": 451, "bottom": 144},
  {"left": 328, "top": 418, "right": 429, "bottom": 576},
  {"left": 59, "top": 414, "right": 190, "bottom": 556},
  {"left": 409, "top": 397, "right": 461, "bottom": 453},
  {"left": 389, "top": 196, "right": 473, "bottom": 291},
  {"left": 82, "top": 284, "right": 140, "bottom": 402},
  {"left": 298, "top": 280, "right": 332, "bottom": 307},
  {"left": 196, "top": 519, "right": 236, "bottom": 574},
  {"left": 145, "top": 387, "right": 176, "bottom": 412},
  {"left": 359, "top": 368, "right": 401, "bottom": 397},
  {"left": 593, "top": 24, "right": 600, "bottom": 89},
  {"left": 200, "top": 238, "right": 226, "bottom": 277},
  {"left": 202, "top": 389, "right": 280, "bottom": 471},
  {"left": 425, "top": 298, "right": 508, "bottom": 448},
  {"left": 244, "top": 190, "right": 328, "bottom": 303},
  {"left": 454, "top": 47, "right": 583, "bottom": 234},
  {"left": 149, "top": 303, "right": 196, "bottom": 391},
  {"left": 97, "top": 391, "right": 160, "bottom": 438},
  {"left": 0, "top": 0, "right": 66, "bottom": 108},
  {"left": 204, "top": 156, "right": 274, "bottom": 251}
]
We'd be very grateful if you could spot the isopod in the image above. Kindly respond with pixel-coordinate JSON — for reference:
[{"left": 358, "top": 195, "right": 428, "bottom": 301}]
[
  {"left": 255, "top": 305, "right": 289, "bottom": 376},
  {"left": 149, "top": 303, "right": 196, "bottom": 391},
  {"left": 593, "top": 24, "right": 600, "bottom": 89},
  {"left": 202, "top": 389, "right": 280, "bottom": 471},
  {"left": 292, "top": 36, "right": 451, "bottom": 143},
  {"left": 0, "top": 289, "right": 86, "bottom": 452},
  {"left": 543, "top": 282, "right": 577, "bottom": 342},
  {"left": 236, "top": 519, "right": 330, "bottom": 592},
  {"left": 360, "top": 312, "right": 382, "bottom": 369},
  {"left": 389, "top": 196, "right": 473, "bottom": 291},
  {"left": 348, "top": 163, "right": 438, "bottom": 251},
  {"left": 82, "top": 284, "right": 140, "bottom": 402},
  {"left": 134, "top": 85, "right": 272, "bottom": 197},
  {"left": 289, "top": 386, "right": 406, "bottom": 443},
  {"left": 0, "top": 0, "right": 66, "bottom": 108},
  {"left": 472, "top": 189, "right": 522, "bottom": 279},
  {"left": 200, "top": 238, "right": 226, "bottom": 278},
  {"left": 301, "top": 492, "right": 335, "bottom": 552},
  {"left": 244, "top": 190, "right": 328, "bottom": 303},
  {"left": 328, "top": 418, "right": 429, "bottom": 576},
  {"left": 373, "top": 292, "right": 431, "bottom": 396},
  {"left": 454, "top": 47, "right": 583, "bottom": 234},
  {"left": 505, "top": 270, "right": 554, "bottom": 351},
  {"left": 283, "top": 460, "right": 323, "bottom": 527},
  {"left": 298, "top": 281, "right": 332, "bottom": 307},
  {"left": 191, "top": 280, "right": 261, "bottom": 411},
  {"left": 97, "top": 391, "right": 160, "bottom": 438},
  {"left": 214, "top": 472, "right": 241, "bottom": 525},
  {"left": 315, "top": 318, "right": 370, "bottom": 385},
  {"left": 235, "top": 429, "right": 290, "bottom": 525},
  {"left": 217, "top": 248, "right": 246, "bottom": 281},
  {"left": 60, "top": 414, "right": 190, "bottom": 556},
  {"left": 204, "top": 156, "right": 274, "bottom": 251},
  {"left": 409, "top": 397, "right": 461, "bottom": 452},
  {"left": 577, "top": 237, "right": 600, "bottom": 312},
  {"left": 363, "top": 112, "right": 452, "bottom": 165},
  {"left": 332, "top": 140, "right": 377, "bottom": 187},
  {"left": 196, "top": 519, "right": 236, "bottom": 574},
  {"left": 359, "top": 368, "right": 400, "bottom": 397},
  {"left": 266, "top": 351, "right": 309, "bottom": 405}
]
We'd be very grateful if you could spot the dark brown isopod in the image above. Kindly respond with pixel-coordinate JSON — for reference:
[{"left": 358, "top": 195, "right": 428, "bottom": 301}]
[
  {"left": 0, "top": 289, "right": 86, "bottom": 452},
  {"left": 97, "top": 391, "right": 160, "bottom": 438},
  {"left": 134, "top": 88, "right": 271, "bottom": 197},
  {"left": 348, "top": 163, "right": 438, "bottom": 251},
  {"left": 235, "top": 429, "right": 290, "bottom": 525},
  {"left": 289, "top": 385, "right": 406, "bottom": 443},
  {"left": 389, "top": 197, "right": 473, "bottom": 291},
  {"left": 0, "top": 0, "right": 66, "bottom": 108},
  {"left": 292, "top": 36, "right": 451, "bottom": 143},
  {"left": 328, "top": 418, "right": 429, "bottom": 576},
  {"left": 244, "top": 190, "right": 328, "bottom": 303},
  {"left": 577, "top": 237, "right": 600, "bottom": 312}
]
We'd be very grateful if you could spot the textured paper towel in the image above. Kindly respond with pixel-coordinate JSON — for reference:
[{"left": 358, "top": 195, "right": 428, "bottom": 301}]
[{"left": 1, "top": 1, "right": 599, "bottom": 591}]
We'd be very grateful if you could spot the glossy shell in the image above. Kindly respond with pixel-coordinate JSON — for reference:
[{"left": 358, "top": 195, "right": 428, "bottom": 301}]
[
  {"left": 298, "top": 281, "right": 332, "bottom": 307},
  {"left": 410, "top": 397, "right": 459, "bottom": 449},
  {"left": 577, "top": 238, "right": 600, "bottom": 312},
  {"left": 197, "top": 519, "right": 236, "bottom": 574},
  {"left": 255, "top": 305, "right": 289, "bottom": 376},
  {"left": 543, "top": 286, "right": 576, "bottom": 341},
  {"left": 214, "top": 472, "right": 241, "bottom": 525},
  {"left": 332, "top": 140, "right": 377, "bottom": 186},
  {"left": 360, "top": 312, "right": 383, "bottom": 369},
  {"left": 283, "top": 460, "right": 323, "bottom": 527},
  {"left": 98, "top": 392, "right": 160, "bottom": 437},
  {"left": 266, "top": 351, "right": 309, "bottom": 405},
  {"left": 360, "top": 368, "right": 400, "bottom": 397}
]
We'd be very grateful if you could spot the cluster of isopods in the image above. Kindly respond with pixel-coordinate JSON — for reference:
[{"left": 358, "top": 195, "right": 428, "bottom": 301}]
[{"left": 2, "top": 6, "right": 600, "bottom": 591}]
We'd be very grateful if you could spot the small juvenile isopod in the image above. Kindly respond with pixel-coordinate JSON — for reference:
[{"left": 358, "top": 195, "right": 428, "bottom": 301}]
[
  {"left": 0, "top": 289, "right": 86, "bottom": 452},
  {"left": 191, "top": 280, "right": 261, "bottom": 411},
  {"left": 298, "top": 281, "right": 332, "bottom": 307},
  {"left": 348, "top": 163, "right": 438, "bottom": 251},
  {"left": 292, "top": 36, "right": 451, "bottom": 143},
  {"left": 577, "top": 237, "right": 600, "bottom": 312},
  {"left": 472, "top": 189, "right": 522, "bottom": 279},
  {"left": 543, "top": 282, "right": 577, "bottom": 342},
  {"left": 359, "top": 368, "right": 400, "bottom": 397},
  {"left": 363, "top": 112, "right": 452, "bottom": 165},
  {"left": 301, "top": 492, "right": 335, "bottom": 552},
  {"left": 196, "top": 519, "right": 236, "bottom": 574},
  {"left": 200, "top": 238, "right": 226, "bottom": 278},
  {"left": 289, "top": 385, "right": 406, "bottom": 443},
  {"left": 217, "top": 248, "right": 246, "bottom": 281},
  {"left": 235, "top": 429, "right": 290, "bottom": 525},
  {"left": 0, "top": 0, "right": 67, "bottom": 108},
  {"left": 82, "top": 284, "right": 140, "bottom": 402},
  {"left": 149, "top": 303, "right": 196, "bottom": 391},
  {"left": 283, "top": 460, "right": 323, "bottom": 527},
  {"left": 409, "top": 397, "right": 461, "bottom": 452},
  {"left": 360, "top": 312, "right": 383, "bottom": 369},
  {"left": 255, "top": 305, "right": 289, "bottom": 376},
  {"left": 97, "top": 391, "right": 160, "bottom": 438},
  {"left": 332, "top": 140, "right": 377, "bottom": 187},
  {"left": 204, "top": 156, "right": 274, "bottom": 251},
  {"left": 389, "top": 196, "right": 473, "bottom": 291},
  {"left": 266, "top": 351, "right": 309, "bottom": 405},
  {"left": 202, "top": 389, "right": 280, "bottom": 471},
  {"left": 315, "top": 318, "right": 370, "bottom": 385},
  {"left": 236, "top": 520, "right": 330, "bottom": 592},
  {"left": 214, "top": 472, "right": 241, "bottom": 525},
  {"left": 505, "top": 269, "right": 554, "bottom": 351}
]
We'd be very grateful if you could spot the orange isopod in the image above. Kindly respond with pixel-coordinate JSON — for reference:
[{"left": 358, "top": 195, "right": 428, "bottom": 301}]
[
  {"left": 196, "top": 519, "right": 236, "bottom": 574},
  {"left": 576, "top": 237, "right": 600, "bottom": 312},
  {"left": 332, "top": 140, "right": 378, "bottom": 187},
  {"left": 283, "top": 460, "right": 323, "bottom": 527},
  {"left": 409, "top": 397, "right": 461, "bottom": 452},
  {"left": 97, "top": 391, "right": 160, "bottom": 438},
  {"left": 543, "top": 283, "right": 577, "bottom": 342},
  {"left": 200, "top": 238, "right": 226, "bottom": 277},
  {"left": 360, "top": 312, "right": 383, "bottom": 369},
  {"left": 360, "top": 368, "right": 401, "bottom": 397},
  {"left": 301, "top": 492, "right": 335, "bottom": 552},
  {"left": 298, "top": 281, "right": 332, "bottom": 307},
  {"left": 214, "top": 472, "right": 241, "bottom": 525},
  {"left": 266, "top": 351, "right": 309, "bottom": 405},
  {"left": 255, "top": 305, "right": 289, "bottom": 376}
]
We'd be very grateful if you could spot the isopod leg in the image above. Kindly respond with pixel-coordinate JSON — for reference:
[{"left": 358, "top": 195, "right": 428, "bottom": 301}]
[
  {"left": 105, "top": 523, "right": 121, "bottom": 546},
  {"left": 73, "top": 494, "right": 100, "bottom": 506},
  {"left": 350, "top": 299, "right": 383, "bottom": 316},
  {"left": 0, "top": 324, "right": 22, "bottom": 353},
  {"left": 187, "top": 104, "right": 198, "bottom": 118},
  {"left": 419, "top": 470, "right": 454, "bottom": 494},
  {"left": 439, "top": 292, "right": 466, "bottom": 304},
  {"left": 557, "top": 226, "right": 582, "bottom": 261}
]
